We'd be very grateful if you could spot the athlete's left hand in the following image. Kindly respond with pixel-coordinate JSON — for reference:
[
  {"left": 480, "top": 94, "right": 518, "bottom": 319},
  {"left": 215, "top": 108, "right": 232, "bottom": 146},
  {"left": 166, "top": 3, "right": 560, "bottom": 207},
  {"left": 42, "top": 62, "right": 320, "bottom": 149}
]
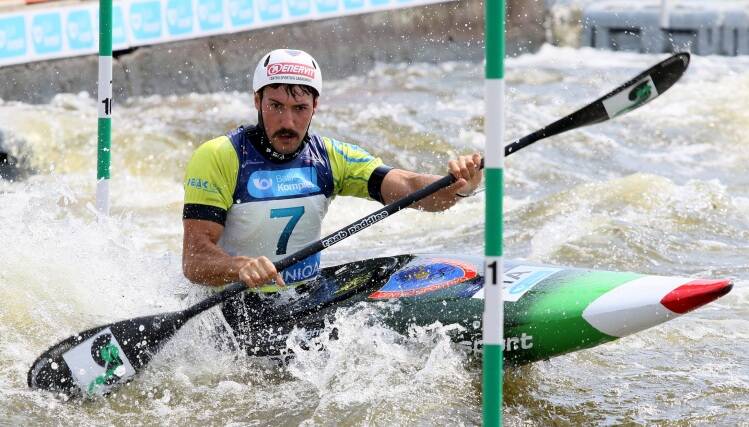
[{"left": 447, "top": 153, "right": 483, "bottom": 197}]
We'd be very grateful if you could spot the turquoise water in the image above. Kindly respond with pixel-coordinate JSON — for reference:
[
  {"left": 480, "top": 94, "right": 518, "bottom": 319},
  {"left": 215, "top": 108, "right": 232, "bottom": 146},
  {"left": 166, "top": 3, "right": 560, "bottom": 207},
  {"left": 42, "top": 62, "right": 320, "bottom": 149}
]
[{"left": 1, "top": 46, "right": 747, "bottom": 424}]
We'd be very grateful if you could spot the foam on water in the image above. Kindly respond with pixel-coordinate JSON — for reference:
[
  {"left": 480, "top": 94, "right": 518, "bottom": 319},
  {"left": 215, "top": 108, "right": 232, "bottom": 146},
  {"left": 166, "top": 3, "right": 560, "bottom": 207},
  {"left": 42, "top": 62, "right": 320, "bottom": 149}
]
[
  {"left": 512, "top": 172, "right": 749, "bottom": 273},
  {"left": 285, "top": 303, "right": 478, "bottom": 424},
  {"left": 0, "top": 178, "right": 189, "bottom": 422}
]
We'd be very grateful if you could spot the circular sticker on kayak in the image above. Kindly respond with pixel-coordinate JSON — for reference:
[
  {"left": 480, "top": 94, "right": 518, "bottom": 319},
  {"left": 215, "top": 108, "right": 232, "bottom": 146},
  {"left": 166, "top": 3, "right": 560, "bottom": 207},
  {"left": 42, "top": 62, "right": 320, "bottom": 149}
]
[{"left": 369, "top": 258, "right": 477, "bottom": 299}]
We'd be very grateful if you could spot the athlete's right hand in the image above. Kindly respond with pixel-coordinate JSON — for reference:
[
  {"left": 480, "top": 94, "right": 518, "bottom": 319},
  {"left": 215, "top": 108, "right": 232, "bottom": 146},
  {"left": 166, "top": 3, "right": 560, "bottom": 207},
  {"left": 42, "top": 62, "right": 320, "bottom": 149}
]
[{"left": 234, "top": 256, "right": 286, "bottom": 288}]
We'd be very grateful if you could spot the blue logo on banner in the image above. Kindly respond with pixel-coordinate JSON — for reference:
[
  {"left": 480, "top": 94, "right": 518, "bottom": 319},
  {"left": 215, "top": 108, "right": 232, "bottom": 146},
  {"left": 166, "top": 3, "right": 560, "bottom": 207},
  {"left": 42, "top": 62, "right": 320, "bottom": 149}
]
[
  {"left": 166, "top": 0, "right": 194, "bottom": 35},
  {"left": 0, "top": 16, "right": 27, "bottom": 60},
  {"left": 343, "top": 0, "right": 364, "bottom": 10},
  {"left": 198, "top": 0, "right": 224, "bottom": 31},
  {"left": 316, "top": 0, "right": 339, "bottom": 13},
  {"left": 282, "top": 253, "right": 320, "bottom": 283},
  {"left": 112, "top": 6, "right": 128, "bottom": 47},
  {"left": 247, "top": 167, "right": 320, "bottom": 199},
  {"left": 287, "top": 0, "right": 312, "bottom": 17},
  {"left": 31, "top": 13, "right": 62, "bottom": 55},
  {"left": 66, "top": 10, "right": 94, "bottom": 50},
  {"left": 258, "top": 0, "right": 282, "bottom": 22},
  {"left": 228, "top": 0, "right": 254, "bottom": 27},
  {"left": 130, "top": 1, "right": 163, "bottom": 41}
]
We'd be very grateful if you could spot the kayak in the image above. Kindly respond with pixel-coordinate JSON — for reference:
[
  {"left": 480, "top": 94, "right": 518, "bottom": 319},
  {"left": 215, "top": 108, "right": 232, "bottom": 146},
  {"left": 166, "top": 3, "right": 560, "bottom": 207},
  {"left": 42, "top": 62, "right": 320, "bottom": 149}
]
[
  {"left": 233, "top": 254, "right": 733, "bottom": 366},
  {"left": 27, "top": 252, "right": 732, "bottom": 397}
]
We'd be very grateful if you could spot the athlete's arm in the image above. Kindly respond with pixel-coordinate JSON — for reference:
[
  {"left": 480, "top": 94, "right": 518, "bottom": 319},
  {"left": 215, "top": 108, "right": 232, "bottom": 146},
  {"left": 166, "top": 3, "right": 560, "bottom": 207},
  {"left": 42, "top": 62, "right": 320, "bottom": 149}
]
[
  {"left": 182, "top": 136, "right": 284, "bottom": 288},
  {"left": 182, "top": 219, "right": 285, "bottom": 287},
  {"left": 380, "top": 153, "right": 483, "bottom": 212}
]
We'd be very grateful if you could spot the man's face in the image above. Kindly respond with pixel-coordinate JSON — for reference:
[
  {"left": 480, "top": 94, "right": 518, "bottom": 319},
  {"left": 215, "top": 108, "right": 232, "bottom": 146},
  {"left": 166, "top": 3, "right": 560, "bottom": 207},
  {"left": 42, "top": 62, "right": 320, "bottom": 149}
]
[{"left": 254, "top": 85, "right": 317, "bottom": 154}]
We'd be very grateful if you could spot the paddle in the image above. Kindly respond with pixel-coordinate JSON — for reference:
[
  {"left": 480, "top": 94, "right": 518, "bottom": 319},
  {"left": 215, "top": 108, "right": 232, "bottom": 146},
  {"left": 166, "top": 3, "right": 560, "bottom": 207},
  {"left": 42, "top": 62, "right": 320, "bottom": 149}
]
[
  {"left": 27, "top": 52, "right": 690, "bottom": 398},
  {"left": 504, "top": 52, "right": 689, "bottom": 155}
]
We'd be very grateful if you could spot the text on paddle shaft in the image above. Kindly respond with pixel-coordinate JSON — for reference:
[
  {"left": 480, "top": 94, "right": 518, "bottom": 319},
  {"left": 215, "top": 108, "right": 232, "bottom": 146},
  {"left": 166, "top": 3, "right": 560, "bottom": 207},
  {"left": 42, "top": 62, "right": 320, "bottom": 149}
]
[{"left": 321, "top": 211, "right": 389, "bottom": 247}]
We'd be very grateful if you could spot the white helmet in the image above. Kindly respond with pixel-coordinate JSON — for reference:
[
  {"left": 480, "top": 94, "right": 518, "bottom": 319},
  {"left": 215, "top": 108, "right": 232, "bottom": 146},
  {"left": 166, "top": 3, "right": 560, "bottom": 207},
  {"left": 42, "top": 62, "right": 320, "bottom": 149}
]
[{"left": 252, "top": 49, "right": 322, "bottom": 96}]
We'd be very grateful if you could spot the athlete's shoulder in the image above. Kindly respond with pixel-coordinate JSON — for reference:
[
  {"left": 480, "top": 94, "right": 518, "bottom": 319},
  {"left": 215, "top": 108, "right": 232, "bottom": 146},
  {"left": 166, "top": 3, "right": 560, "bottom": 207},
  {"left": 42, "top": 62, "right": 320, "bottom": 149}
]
[
  {"left": 316, "top": 136, "right": 385, "bottom": 198},
  {"left": 193, "top": 135, "right": 235, "bottom": 158},
  {"left": 184, "top": 134, "right": 239, "bottom": 209},
  {"left": 226, "top": 124, "right": 260, "bottom": 142},
  {"left": 321, "top": 136, "right": 376, "bottom": 164}
]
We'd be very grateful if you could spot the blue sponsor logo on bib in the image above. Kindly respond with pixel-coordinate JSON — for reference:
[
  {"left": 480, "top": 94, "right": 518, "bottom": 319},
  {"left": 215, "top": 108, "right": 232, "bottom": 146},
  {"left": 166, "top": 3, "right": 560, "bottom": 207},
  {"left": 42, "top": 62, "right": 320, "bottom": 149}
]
[
  {"left": 282, "top": 253, "right": 320, "bottom": 283},
  {"left": 248, "top": 168, "right": 320, "bottom": 199}
]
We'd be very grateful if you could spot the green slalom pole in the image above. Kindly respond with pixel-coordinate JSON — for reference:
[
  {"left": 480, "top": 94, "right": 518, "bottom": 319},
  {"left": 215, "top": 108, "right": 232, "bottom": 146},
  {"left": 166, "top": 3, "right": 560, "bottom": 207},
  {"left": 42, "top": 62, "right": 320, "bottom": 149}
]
[
  {"left": 483, "top": 0, "right": 504, "bottom": 426},
  {"left": 96, "top": 0, "right": 113, "bottom": 215}
]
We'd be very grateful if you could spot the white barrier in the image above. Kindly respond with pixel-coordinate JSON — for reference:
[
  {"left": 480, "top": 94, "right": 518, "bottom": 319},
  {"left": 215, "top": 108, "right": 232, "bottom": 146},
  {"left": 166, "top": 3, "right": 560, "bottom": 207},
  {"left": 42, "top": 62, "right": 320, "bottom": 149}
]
[
  {"left": 0, "top": 0, "right": 452, "bottom": 67},
  {"left": 582, "top": 0, "right": 749, "bottom": 55}
]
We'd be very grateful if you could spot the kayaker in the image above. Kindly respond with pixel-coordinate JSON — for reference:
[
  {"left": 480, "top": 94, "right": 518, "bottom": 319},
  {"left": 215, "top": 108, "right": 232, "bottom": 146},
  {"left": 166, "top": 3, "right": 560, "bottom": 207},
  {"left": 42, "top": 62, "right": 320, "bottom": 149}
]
[{"left": 181, "top": 49, "right": 481, "bottom": 335}]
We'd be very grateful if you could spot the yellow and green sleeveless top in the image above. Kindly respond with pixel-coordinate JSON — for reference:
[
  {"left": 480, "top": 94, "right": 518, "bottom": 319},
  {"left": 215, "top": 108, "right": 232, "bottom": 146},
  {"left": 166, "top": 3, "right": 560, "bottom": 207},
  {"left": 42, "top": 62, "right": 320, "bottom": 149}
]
[{"left": 183, "top": 125, "right": 391, "bottom": 283}]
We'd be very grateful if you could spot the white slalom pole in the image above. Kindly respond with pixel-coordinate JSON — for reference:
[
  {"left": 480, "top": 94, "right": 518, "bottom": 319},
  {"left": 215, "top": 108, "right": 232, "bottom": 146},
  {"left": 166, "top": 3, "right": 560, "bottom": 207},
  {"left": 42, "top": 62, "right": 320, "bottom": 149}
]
[
  {"left": 483, "top": 0, "right": 505, "bottom": 425},
  {"left": 96, "top": 0, "right": 113, "bottom": 216}
]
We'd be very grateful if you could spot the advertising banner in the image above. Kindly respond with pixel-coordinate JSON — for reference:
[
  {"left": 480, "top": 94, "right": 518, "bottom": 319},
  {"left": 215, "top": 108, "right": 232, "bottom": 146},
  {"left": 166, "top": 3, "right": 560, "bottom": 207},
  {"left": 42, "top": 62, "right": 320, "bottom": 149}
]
[{"left": 0, "top": 0, "right": 451, "bottom": 66}]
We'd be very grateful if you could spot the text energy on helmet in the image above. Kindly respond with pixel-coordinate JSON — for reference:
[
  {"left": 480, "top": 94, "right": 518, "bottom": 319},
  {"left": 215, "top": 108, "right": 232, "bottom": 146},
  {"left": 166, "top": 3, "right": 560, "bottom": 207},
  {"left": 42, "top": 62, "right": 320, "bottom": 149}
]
[{"left": 253, "top": 49, "right": 323, "bottom": 95}]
